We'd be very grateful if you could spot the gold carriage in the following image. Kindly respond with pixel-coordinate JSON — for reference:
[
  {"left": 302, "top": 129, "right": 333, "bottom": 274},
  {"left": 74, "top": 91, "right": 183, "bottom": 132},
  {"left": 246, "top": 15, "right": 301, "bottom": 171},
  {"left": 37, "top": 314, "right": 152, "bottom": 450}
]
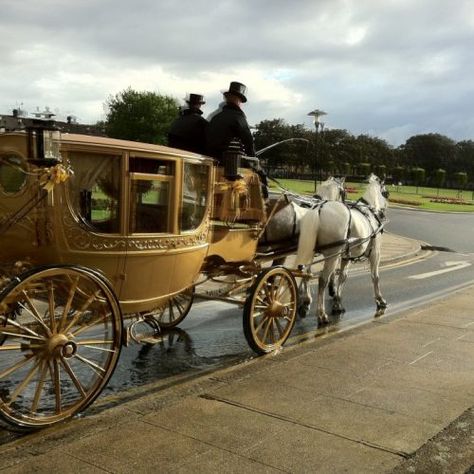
[{"left": 0, "top": 123, "right": 299, "bottom": 430}]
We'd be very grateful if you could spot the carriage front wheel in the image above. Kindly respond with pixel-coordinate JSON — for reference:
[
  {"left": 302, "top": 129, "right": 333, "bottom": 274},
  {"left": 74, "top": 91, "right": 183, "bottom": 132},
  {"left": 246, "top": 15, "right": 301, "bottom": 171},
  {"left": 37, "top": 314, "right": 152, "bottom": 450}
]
[
  {"left": 0, "top": 265, "right": 122, "bottom": 430},
  {"left": 243, "top": 267, "right": 298, "bottom": 354},
  {"left": 141, "top": 287, "right": 194, "bottom": 329}
]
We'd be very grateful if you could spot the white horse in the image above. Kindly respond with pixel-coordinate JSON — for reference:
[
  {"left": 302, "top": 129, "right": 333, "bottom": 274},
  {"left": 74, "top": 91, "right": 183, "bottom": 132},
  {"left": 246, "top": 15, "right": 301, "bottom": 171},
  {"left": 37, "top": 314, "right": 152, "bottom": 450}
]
[{"left": 296, "top": 174, "right": 388, "bottom": 324}]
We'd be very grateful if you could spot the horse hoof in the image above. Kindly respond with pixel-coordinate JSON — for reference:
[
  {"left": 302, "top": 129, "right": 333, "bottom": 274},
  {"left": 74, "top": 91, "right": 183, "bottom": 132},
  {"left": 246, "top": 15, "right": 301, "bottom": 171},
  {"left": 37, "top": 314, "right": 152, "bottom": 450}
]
[
  {"left": 332, "top": 307, "right": 345, "bottom": 315},
  {"left": 298, "top": 306, "right": 308, "bottom": 318},
  {"left": 376, "top": 300, "right": 387, "bottom": 310}
]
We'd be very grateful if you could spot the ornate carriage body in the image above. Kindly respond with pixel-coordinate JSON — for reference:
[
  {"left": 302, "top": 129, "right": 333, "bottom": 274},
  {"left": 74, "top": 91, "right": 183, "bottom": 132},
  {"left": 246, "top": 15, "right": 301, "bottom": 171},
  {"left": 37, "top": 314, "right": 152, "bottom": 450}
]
[
  {"left": 0, "top": 132, "right": 215, "bottom": 313},
  {"left": 0, "top": 127, "right": 297, "bottom": 430}
]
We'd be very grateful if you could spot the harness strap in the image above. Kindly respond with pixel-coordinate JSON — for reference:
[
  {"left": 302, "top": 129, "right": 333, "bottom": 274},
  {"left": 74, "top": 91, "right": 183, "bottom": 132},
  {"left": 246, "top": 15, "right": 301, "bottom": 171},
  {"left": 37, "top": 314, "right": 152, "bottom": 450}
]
[{"left": 342, "top": 202, "right": 386, "bottom": 262}]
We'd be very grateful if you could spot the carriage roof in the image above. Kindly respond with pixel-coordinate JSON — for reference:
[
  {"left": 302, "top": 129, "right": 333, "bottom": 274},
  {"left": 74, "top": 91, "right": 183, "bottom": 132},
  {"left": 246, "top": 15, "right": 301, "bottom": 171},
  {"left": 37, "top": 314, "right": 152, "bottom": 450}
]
[{"left": 60, "top": 132, "right": 209, "bottom": 158}]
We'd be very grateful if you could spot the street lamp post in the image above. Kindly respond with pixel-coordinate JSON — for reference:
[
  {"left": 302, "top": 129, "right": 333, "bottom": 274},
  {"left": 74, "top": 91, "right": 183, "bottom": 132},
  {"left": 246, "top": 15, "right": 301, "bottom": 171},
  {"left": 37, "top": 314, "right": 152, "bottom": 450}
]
[{"left": 308, "top": 109, "right": 327, "bottom": 192}]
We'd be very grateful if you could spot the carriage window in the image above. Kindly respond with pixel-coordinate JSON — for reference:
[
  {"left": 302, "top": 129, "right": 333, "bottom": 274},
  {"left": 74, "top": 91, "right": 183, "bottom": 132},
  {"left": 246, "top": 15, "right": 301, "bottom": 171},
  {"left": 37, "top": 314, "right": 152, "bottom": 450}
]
[
  {"left": 129, "top": 157, "right": 174, "bottom": 234},
  {"left": 0, "top": 154, "right": 27, "bottom": 195},
  {"left": 181, "top": 163, "right": 210, "bottom": 231},
  {"left": 130, "top": 158, "right": 173, "bottom": 175},
  {"left": 67, "top": 152, "right": 121, "bottom": 233},
  {"left": 130, "top": 179, "right": 171, "bottom": 233}
]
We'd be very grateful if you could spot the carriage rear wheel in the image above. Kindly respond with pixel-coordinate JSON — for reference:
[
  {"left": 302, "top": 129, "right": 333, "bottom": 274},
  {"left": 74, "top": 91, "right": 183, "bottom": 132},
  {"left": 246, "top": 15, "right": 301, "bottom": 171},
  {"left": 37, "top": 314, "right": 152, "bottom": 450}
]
[
  {"left": 243, "top": 267, "right": 298, "bottom": 354},
  {"left": 0, "top": 265, "right": 122, "bottom": 430}
]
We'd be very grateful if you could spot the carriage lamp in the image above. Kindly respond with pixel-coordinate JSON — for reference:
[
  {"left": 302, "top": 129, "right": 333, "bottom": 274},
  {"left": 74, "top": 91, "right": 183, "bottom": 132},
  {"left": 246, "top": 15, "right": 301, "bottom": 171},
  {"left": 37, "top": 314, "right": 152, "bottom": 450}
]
[
  {"left": 26, "top": 119, "right": 62, "bottom": 165},
  {"left": 222, "top": 139, "right": 244, "bottom": 180}
]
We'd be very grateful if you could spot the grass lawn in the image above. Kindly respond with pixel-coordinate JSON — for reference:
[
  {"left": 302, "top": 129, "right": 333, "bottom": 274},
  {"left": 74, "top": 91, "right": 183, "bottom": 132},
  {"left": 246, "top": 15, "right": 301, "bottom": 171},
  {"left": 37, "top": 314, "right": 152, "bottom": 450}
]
[{"left": 268, "top": 178, "right": 474, "bottom": 213}]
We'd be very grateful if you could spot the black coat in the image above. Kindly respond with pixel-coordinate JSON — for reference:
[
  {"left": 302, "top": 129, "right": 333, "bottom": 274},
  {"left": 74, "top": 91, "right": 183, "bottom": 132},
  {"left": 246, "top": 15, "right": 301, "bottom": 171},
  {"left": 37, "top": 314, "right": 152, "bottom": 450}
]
[
  {"left": 167, "top": 108, "right": 207, "bottom": 154},
  {"left": 205, "top": 103, "right": 255, "bottom": 161}
]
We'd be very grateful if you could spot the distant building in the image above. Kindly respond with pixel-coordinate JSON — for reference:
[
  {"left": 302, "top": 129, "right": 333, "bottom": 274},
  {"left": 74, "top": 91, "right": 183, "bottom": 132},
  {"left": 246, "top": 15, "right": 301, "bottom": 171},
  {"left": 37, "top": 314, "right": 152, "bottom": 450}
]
[{"left": 0, "top": 109, "right": 106, "bottom": 137}]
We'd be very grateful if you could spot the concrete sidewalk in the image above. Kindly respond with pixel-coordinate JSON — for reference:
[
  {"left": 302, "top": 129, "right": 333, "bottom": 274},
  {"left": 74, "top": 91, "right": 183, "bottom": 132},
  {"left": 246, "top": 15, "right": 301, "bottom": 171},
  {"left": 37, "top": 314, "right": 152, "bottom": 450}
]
[{"left": 1, "top": 234, "right": 474, "bottom": 473}]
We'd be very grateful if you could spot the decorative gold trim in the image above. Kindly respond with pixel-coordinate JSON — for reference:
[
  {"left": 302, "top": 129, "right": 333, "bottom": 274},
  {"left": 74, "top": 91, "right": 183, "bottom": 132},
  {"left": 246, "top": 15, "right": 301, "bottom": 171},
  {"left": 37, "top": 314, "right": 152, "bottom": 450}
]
[{"left": 61, "top": 208, "right": 209, "bottom": 252}]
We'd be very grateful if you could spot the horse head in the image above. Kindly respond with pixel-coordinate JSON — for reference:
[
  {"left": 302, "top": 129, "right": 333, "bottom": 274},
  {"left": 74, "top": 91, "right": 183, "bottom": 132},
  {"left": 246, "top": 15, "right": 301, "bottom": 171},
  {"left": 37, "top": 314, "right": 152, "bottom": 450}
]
[
  {"left": 363, "top": 174, "right": 389, "bottom": 215},
  {"left": 315, "top": 176, "right": 346, "bottom": 202}
]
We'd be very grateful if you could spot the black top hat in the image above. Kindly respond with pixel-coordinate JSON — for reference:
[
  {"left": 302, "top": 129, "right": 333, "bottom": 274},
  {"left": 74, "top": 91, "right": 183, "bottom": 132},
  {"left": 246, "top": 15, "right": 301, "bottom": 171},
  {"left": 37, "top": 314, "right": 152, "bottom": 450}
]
[
  {"left": 185, "top": 93, "right": 206, "bottom": 105},
  {"left": 223, "top": 81, "right": 247, "bottom": 103}
]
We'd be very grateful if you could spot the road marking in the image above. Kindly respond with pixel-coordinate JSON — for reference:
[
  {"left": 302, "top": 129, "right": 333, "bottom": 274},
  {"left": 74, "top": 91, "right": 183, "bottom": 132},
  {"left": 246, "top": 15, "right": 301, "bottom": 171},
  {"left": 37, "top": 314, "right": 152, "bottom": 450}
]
[
  {"left": 409, "top": 351, "right": 433, "bottom": 365},
  {"left": 408, "top": 261, "right": 472, "bottom": 280}
]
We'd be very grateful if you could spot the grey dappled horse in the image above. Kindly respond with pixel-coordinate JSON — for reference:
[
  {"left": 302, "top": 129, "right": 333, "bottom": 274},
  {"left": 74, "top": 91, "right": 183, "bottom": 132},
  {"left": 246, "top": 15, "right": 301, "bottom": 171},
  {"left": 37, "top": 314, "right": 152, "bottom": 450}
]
[
  {"left": 296, "top": 174, "right": 388, "bottom": 324},
  {"left": 261, "top": 177, "right": 346, "bottom": 245}
]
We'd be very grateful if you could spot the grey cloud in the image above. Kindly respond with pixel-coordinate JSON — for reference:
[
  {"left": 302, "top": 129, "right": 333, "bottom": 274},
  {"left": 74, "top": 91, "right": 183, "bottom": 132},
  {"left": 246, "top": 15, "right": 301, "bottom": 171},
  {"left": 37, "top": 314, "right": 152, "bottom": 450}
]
[{"left": 1, "top": 0, "right": 474, "bottom": 145}]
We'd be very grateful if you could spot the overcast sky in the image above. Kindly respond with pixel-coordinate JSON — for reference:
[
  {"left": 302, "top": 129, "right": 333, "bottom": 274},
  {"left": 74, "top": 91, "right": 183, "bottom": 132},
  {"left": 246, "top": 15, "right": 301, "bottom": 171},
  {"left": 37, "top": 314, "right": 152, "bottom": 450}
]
[{"left": 1, "top": 0, "right": 474, "bottom": 146}]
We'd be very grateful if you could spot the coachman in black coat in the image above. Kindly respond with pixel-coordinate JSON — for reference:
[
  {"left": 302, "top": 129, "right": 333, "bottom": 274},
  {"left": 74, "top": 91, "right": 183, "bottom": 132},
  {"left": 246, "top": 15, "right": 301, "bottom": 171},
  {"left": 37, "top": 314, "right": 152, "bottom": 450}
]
[
  {"left": 168, "top": 94, "right": 207, "bottom": 155},
  {"left": 206, "top": 82, "right": 256, "bottom": 163}
]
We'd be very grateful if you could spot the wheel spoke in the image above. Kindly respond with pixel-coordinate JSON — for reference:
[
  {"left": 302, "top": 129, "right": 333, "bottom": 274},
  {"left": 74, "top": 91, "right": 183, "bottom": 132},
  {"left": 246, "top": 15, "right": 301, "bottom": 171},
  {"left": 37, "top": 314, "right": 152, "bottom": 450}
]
[
  {"left": 0, "top": 354, "right": 35, "bottom": 381},
  {"left": 58, "top": 276, "right": 80, "bottom": 332},
  {"left": 173, "top": 298, "right": 185, "bottom": 315},
  {"left": 261, "top": 317, "right": 272, "bottom": 343},
  {"left": 63, "top": 290, "right": 102, "bottom": 334},
  {"left": 48, "top": 281, "right": 57, "bottom": 333},
  {"left": 19, "top": 291, "right": 52, "bottom": 336},
  {"left": 168, "top": 301, "right": 175, "bottom": 324},
  {"left": 0, "top": 330, "right": 44, "bottom": 341},
  {"left": 0, "top": 343, "right": 39, "bottom": 351},
  {"left": 60, "top": 358, "right": 87, "bottom": 398},
  {"left": 274, "top": 316, "right": 285, "bottom": 338},
  {"left": 270, "top": 277, "right": 279, "bottom": 300},
  {"left": 276, "top": 283, "right": 290, "bottom": 300},
  {"left": 69, "top": 311, "right": 109, "bottom": 337},
  {"left": 254, "top": 313, "right": 267, "bottom": 333},
  {"left": 31, "top": 360, "right": 49, "bottom": 413},
  {"left": 50, "top": 359, "right": 62, "bottom": 414},
  {"left": 7, "top": 359, "right": 41, "bottom": 406},
  {"left": 0, "top": 315, "right": 43, "bottom": 339},
  {"left": 74, "top": 354, "right": 106, "bottom": 377}
]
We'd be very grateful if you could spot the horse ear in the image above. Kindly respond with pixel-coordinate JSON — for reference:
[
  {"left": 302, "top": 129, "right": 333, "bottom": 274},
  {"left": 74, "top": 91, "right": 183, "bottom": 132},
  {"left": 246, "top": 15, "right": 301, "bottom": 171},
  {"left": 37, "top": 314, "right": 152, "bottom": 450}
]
[{"left": 340, "top": 177, "right": 346, "bottom": 184}]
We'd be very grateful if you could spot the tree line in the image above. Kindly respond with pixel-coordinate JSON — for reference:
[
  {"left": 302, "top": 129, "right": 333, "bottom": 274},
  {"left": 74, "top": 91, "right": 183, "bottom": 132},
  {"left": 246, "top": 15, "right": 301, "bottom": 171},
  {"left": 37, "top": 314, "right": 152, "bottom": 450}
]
[{"left": 101, "top": 88, "right": 474, "bottom": 189}]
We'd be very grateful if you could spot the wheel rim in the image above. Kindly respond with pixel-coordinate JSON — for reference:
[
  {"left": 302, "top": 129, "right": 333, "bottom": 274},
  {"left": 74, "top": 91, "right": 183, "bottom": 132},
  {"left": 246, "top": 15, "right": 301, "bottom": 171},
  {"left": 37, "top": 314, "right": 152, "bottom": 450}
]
[
  {"left": 154, "top": 288, "right": 194, "bottom": 329},
  {"left": 244, "top": 268, "right": 297, "bottom": 354},
  {"left": 0, "top": 266, "right": 122, "bottom": 428}
]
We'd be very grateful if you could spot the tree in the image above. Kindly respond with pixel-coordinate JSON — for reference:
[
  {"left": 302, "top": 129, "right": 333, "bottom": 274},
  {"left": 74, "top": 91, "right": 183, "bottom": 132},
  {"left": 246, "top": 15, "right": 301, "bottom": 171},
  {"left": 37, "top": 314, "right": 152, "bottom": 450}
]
[
  {"left": 453, "top": 171, "right": 468, "bottom": 194},
  {"left": 253, "top": 119, "right": 311, "bottom": 175},
  {"left": 402, "top": 134, "right": 456, "bottom": 177},
  {"left": 104, "top": 88, "right": 179, "bottom": 144},
  {"left": 434, "top": 169, "right": 446, "bottom": 195},
  {"left": 412, "top": 167, "right": 425, "bottom": 193}
]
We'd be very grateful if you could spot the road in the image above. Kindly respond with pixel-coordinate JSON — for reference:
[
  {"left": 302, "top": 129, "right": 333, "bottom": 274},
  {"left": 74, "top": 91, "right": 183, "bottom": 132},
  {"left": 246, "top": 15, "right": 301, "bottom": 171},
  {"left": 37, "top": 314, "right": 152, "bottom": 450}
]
[
  {"left": 100, "top": 207, "right": 474, "bottom": 400},
  {"left": 387, "top": 207, "right": 474, "bottom": 253}
]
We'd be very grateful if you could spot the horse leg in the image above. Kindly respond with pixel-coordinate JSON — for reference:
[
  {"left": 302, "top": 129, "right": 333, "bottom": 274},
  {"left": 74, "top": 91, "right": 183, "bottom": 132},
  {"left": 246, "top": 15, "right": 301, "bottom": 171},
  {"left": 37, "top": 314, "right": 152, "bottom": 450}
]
[
  {"left": 369, "top": 238, "right": 387, "bottom": 310},
  {"left": 297, "top": 269, "right": 312, "bottom": 318},
  {"left": 328, "top": 271, "right": 336, "bottom": 297},
  {"left": 332, "top": 258, "right": 350, "bottom": 314},
  {"left": 317, "top": 256, "right": 339, "bottom": 324}
]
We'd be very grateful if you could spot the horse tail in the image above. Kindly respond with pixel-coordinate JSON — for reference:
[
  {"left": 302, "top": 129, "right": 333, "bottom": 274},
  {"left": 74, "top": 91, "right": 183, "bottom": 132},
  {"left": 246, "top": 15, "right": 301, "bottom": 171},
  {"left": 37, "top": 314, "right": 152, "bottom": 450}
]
[{"left": 295, "top": 209, "right": 319, "bottom": 266}]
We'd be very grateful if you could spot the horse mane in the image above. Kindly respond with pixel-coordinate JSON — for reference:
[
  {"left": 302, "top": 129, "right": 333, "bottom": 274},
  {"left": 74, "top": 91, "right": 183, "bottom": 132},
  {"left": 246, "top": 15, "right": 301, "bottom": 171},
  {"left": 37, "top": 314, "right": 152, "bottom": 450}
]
[
  {"left": 316, "top": 177, "right": 344, "bottom": 201},
  {"left": 362, "top": 174, "right": 386, "bottom": 211}
]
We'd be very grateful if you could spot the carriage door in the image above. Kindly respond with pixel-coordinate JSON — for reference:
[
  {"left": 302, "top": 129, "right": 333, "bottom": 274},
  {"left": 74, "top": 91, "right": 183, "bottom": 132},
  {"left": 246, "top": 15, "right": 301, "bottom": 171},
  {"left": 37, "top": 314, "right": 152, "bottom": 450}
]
[
  {"left": 65, "top": 150, "right": 126, "bottom": 295},
  {"left": 120, "top": 155, "right": 176, "bottom": 308}
]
